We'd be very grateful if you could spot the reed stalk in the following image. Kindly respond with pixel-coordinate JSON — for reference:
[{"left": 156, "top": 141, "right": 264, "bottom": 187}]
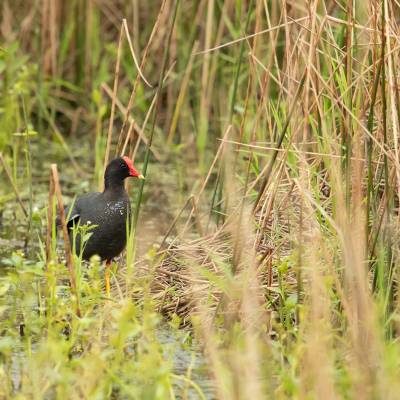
[{"left": 50, "top": 164, "right": 81, "bottom": 317}]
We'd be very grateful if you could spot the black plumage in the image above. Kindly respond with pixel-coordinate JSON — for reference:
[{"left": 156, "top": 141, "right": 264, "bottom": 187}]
[{"left": 63, "top": 157, "right": 143, "bottom": 261}]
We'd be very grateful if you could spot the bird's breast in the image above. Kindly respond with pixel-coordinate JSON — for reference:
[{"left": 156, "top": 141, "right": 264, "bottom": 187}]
[{"left": 79, "top": 199, "right": 131, "bottom": 260}]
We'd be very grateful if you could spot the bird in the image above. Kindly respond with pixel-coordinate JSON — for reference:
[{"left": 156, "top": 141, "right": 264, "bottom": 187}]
[{"left": 62, "top": 156, "right": 144, "bottom": 295}]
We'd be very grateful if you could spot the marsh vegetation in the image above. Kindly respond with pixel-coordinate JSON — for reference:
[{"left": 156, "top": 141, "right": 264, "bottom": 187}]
[{"left": 1, "top": 0, "right": 400, "bottom": 398}]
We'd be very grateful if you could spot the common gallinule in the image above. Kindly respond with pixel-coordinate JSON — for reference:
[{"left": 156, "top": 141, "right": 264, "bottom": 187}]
[{"left": 63, "top": 156, "right": 144, "bottom": 295}]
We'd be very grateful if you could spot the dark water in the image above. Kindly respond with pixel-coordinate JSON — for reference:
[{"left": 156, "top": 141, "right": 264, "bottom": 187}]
[{"left": 6, "top": 325, "right": 214, "bottom": 398}]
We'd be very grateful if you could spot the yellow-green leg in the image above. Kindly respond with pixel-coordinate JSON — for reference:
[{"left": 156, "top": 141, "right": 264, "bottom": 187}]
[{"left": 105, "top": 259, "right": 111, "bottom": 297}]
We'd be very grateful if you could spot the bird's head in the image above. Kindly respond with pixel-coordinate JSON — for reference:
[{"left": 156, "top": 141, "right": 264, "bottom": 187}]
[{"left": 104, "top": 156, "right": 144, "bottom": 189}]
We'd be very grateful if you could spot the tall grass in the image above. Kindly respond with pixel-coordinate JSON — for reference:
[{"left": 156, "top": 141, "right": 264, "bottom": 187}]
[{"left": 1, "top": 0, "right": 400, "bottom": 398}]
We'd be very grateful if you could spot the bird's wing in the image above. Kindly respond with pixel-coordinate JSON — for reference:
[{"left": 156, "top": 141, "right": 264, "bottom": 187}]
[
  {"left": 56, "top": 197, "right": 80, "bottom": 229},
  {"left": 56, "top": 192, "right": 102, "bottom": 229},
  {"left": 64, "top": 203, "right": 80, "bottom": 230}
]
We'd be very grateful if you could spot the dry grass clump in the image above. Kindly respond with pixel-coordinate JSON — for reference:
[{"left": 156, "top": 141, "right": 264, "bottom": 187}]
[
  {"left": 151, "top": 233, "right": 233, "bottom": 325},
  {"left": 146, "top": 169, "right": 299, "bottom": 326}
]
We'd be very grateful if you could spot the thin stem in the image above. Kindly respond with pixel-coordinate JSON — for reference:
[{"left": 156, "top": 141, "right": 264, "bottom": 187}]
[{"left": 132, "top": 0, "right": 181, "bottom": 231}]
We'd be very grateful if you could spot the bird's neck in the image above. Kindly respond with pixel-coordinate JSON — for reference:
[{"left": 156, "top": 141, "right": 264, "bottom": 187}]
[{"left": 103, "top": 180, "right": 126, "bottom": 197}]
